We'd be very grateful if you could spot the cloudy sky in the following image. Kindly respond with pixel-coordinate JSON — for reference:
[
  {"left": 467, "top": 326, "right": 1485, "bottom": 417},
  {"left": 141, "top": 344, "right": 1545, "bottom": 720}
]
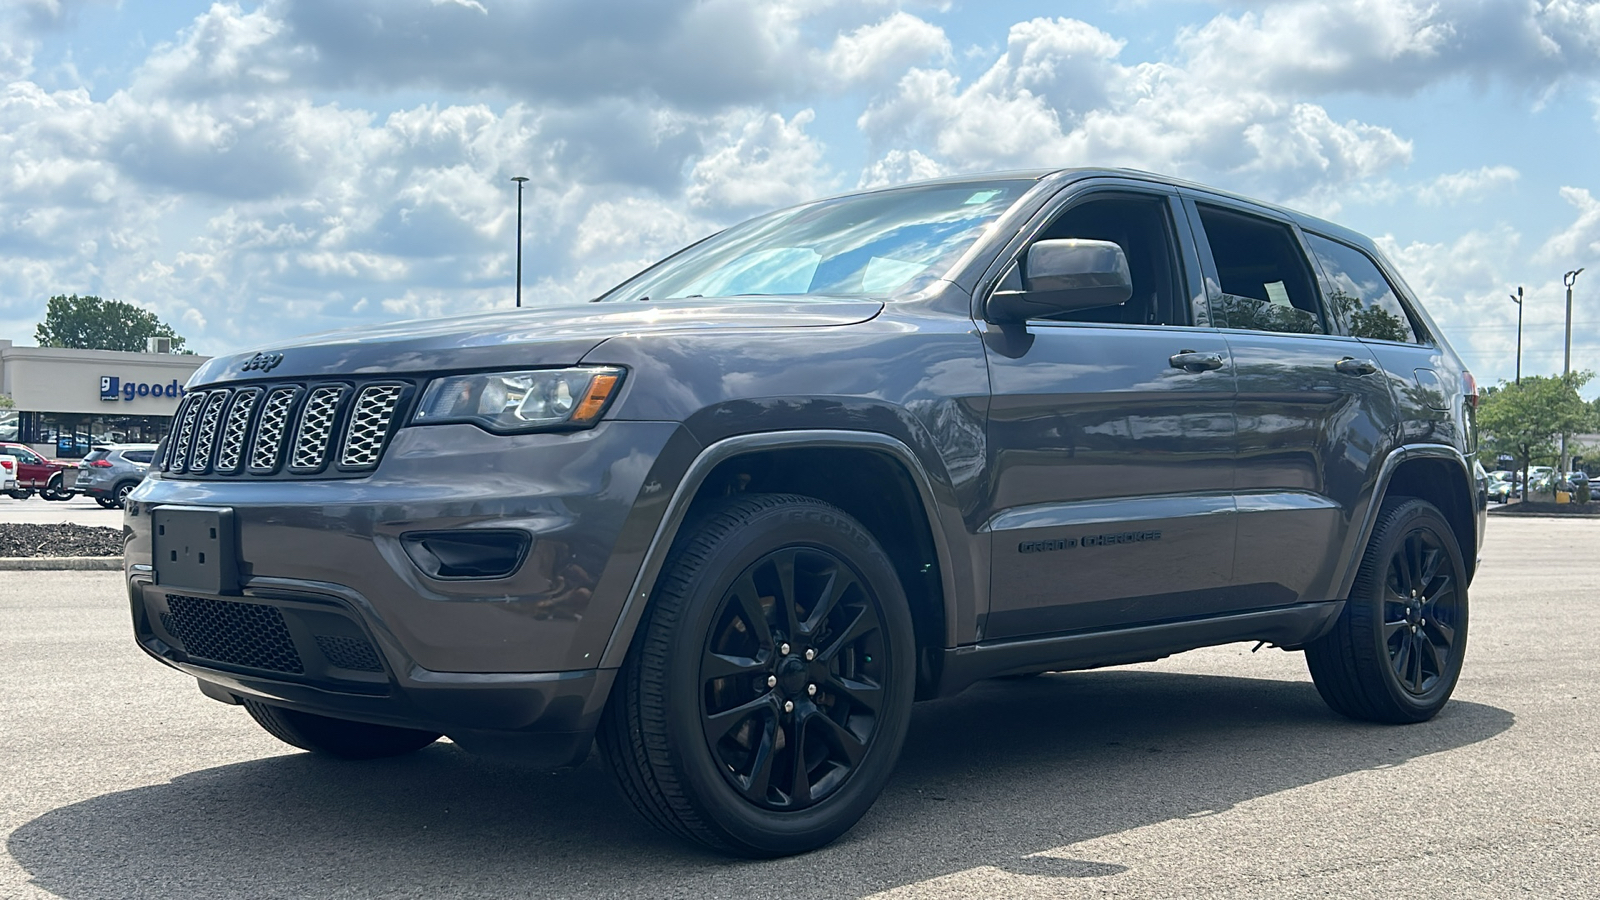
[{"left": 2, "top": 0, "right": 1599, "bottom": 390}]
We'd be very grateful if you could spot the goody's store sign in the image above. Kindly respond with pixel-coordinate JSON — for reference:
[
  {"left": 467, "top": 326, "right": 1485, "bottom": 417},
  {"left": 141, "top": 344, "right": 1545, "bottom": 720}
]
[{"left": 100, "top": 375, "right": 187, "bottom": 402}]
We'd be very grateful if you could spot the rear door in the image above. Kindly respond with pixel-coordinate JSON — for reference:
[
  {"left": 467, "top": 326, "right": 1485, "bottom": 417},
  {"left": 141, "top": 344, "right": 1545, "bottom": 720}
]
[
  {"left": 1304, "top": 231, "right": 1465, "bottom": 450},
  {"left": 978, "top": 182, "right": 1238, "bottom": 640},
  {"left": 1184, "top": 195, "right": 1397, "bottom": 606}
]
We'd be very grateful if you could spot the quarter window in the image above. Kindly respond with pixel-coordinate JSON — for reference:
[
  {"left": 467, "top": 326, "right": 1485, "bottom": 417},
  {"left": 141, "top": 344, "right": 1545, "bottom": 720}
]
[
  {"left": 1195, "top": 205, "right": 1324, "bottom": 335},
  {"left": 1306, "top": 234, "right": 1420, "bottom": 344}
]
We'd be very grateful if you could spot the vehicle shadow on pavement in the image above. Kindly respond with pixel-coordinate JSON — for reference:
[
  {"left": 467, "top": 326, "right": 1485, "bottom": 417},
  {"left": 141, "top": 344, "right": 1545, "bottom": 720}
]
[{"left": 8, "top": 669, "right": 1512, "bottom": 900}]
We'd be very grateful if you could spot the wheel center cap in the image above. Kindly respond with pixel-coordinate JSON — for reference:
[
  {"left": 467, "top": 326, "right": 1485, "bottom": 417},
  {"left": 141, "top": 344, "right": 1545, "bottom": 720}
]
[{"left": 777, "top": 656, "right": 808, "bottom": 696}]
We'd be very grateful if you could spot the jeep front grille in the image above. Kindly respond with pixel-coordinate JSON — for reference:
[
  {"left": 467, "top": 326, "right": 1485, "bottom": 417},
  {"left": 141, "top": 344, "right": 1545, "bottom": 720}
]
[
  {"left": 342, "top": 384, "right": 405, "bottom": 468},
  {"left": 214, "top": 387, "right": 260, "bottom": 474},
  {"left": 290, "top": 385, "right": 346, "bottom": 472},
  {"left": 159, "top": 380, "right": 411, "bottom": 479}
]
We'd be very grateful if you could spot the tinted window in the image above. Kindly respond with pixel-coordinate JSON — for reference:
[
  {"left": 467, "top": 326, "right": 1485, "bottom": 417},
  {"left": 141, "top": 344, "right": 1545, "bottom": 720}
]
[
  {"left": 1019, "top": 195, "right": 1189, "bottom": 326},
  {"left": 84, "top": 450, "right": 111, "bottom": 463},
  {"left": 1196, "top": 205, "right": 1323, "bottom": 335},
  {"left": 1306, "top": 234, "right": 1420, "bottom": 344},
  {"left": 123, "top": 450, "right": 155, "bottom": 464}
]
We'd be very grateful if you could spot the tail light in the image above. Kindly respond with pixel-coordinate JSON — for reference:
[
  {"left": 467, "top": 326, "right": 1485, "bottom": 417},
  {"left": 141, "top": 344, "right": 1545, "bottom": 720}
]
[
  {"left": 89, "top": 459, "right": 113, "bottom": 468},
  {"left": 1463, "top": 370, "right": 1478, "bottom": 409}
]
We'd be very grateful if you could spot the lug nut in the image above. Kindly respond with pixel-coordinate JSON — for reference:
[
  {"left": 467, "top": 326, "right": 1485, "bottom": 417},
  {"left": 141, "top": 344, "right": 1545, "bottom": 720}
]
[
  {"left": 804, "top": 648, "right": 816, "bottom": 661},
  {"left": 766, "top": 675, "right": 778, "bottom": 688},
  {"left": 780, "top": 643, "right": 791, "bottom": 656},
  {"left": 807, "top": 684, "right": 817, "bottom": 696},
  {"left": 783, "top": 700, "right": 795, "bottom": 713}
]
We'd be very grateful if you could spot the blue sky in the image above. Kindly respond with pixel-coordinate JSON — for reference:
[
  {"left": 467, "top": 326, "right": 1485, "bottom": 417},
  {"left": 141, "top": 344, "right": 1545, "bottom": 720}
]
[{"left": 2, "top": 0, "right": 1599, "bottom": 391}]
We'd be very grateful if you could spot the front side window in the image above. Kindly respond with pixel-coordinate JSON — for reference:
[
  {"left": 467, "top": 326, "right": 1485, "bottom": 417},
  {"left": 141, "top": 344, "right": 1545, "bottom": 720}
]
[
  {"left": 1196, "top": 204, "right": 1324, "bottom": 335},
  {"left": 596, "top": 180, "right": 1031, "bottom": 303},
  {"left": 1306, "top": 234, "right": 1421, "bottom": 344},
  {"left": 1013, "top": 194, "right": 1188, "bottom": 326},
  {"left": 123, "top": 450, "right": 155, "bottom": 464}
]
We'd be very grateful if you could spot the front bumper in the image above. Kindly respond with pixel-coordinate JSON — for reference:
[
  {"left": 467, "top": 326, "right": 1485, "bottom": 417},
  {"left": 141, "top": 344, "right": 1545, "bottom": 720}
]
[{"left": 124, "top": 419, "right": 702, "bottom": 759}]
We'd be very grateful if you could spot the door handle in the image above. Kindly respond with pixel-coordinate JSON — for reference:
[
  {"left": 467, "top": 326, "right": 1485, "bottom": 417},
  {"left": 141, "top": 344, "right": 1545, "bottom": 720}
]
[
  {"left": 1334, "top": 356, "right": 1378, "bottom": 376},
  {"left": 1169, "top": 350, "right": 1225, "bottom": 372}
]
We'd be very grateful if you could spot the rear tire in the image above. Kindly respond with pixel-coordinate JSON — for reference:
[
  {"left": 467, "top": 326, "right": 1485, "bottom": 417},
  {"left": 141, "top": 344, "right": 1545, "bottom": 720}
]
[
  {"left": 242, "top": 699, "right": 441, "bottom": 759},
  {"left": 41, "top": 478, "right": 71, "bottom": 501},
  {"left": 94, "top": 496, "right": 120, "bottom": 509},
  {"left": 1306, "top": 497, "right": 1468, "bottom": 723},
  {"left": 598, "top": 494, "right": 916, "bottom": 857}
]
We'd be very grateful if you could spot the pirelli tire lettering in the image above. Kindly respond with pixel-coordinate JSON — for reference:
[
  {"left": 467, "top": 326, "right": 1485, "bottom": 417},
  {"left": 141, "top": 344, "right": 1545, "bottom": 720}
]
[{"left": 1018, "top": 530, "right": 1162, "bottom": 554}]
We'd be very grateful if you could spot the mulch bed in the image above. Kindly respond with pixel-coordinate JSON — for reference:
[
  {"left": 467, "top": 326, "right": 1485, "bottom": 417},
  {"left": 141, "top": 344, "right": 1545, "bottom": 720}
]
[
  {"left": 0, "top": 523, "right": 123, "bottom": 557},
  {"left": 1489, "top": 500, "right": 1600, "bottom": 517}
]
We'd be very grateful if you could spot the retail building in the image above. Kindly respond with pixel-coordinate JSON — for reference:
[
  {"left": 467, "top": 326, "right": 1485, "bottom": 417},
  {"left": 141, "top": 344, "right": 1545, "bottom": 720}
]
[{"left": 0, "top": 339, "right": 209, "bottom": 457}]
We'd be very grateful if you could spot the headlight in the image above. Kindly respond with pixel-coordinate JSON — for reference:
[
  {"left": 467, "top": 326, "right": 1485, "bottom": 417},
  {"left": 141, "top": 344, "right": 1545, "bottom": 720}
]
[{"left": 411, "top": 367, "right": 624, "bottom": 434}]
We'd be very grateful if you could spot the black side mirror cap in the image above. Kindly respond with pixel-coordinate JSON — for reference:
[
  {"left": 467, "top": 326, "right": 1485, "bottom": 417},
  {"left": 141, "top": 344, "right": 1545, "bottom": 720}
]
[{"left": 986, "top": 239, "right": 1133, "bottom": 324}]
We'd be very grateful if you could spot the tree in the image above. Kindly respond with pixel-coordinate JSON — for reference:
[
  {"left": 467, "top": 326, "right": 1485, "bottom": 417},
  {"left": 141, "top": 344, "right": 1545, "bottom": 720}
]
[
  {"left": 34, "top": 294, "right": 188, "bottom": 353},
  {"left": 1477, "top": 372, "right": 1596, "bottom": 501}
]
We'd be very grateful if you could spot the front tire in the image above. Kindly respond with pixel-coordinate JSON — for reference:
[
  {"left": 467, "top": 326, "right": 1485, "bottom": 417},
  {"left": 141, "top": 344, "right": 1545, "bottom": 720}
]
[
  {"left": 242, "top": 699, "right": 441, "bottom": 759},
  {"left": 598, "top": 494, "right": 916, "bottom": 857},
  {"left": 1306, "top": 497, "right": 1468, "bottom": 723}
]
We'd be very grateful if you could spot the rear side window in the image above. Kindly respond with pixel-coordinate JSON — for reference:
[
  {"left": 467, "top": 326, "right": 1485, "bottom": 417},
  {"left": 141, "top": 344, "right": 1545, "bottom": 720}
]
[
  {"left": 123, "top": 450, "right": 155, "bottom": 464},
  {"left": 1306, "top": 234, "right": 1421, "bottom": 344},
  {"left": 84, "top": 450, "right": 111, "bottom": 463},
  {"left": 1195, "top": 204, "right": 1324, "bottom": 335}
]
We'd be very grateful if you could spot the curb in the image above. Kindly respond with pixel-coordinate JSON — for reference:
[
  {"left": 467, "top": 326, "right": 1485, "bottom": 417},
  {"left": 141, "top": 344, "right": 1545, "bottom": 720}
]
[{"left": 0, "top": 556, "right": 123, "bottom": 571}]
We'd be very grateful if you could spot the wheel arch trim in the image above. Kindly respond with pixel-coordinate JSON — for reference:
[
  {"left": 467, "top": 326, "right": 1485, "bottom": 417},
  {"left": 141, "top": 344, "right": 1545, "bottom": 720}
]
[
  {"left": 597, "top": 429, "right": 960, "bottom": 670},
  {"left": 1338, "top": 443, "right": 1476, "bottom": 599}
]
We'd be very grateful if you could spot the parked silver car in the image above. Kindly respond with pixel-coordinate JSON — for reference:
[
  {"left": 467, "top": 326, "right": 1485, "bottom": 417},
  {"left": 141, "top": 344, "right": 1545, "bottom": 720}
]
[{"left": 76, "top": 443, "right": 158, "bottom": 508}]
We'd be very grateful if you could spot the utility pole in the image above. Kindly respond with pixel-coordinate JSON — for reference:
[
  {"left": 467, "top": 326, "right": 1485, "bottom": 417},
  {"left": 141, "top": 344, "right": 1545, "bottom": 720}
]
[
  {"left": 511, "top": 176, "right": 529, "bottom": 308},
  {"left": 1561, "top": 268, "right": 1584, "bottom": 480},
  {"left": 1510, "top": 286, "right": 1523, "bottom": 384}
]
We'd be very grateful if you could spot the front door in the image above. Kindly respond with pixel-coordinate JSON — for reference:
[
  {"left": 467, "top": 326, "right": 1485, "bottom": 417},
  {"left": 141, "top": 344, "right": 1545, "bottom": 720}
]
[{"left": 980, "top": 188, "right": 1238, "bottom": 641}]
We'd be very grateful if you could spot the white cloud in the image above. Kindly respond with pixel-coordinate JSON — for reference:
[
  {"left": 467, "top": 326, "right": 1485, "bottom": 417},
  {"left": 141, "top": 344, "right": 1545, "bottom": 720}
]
[
  {"left": 858, "top": 149, "right": 944, "bottom": 188},
  {"left": 1416, "top": 165, "right": 1521, "bottom": 205},
  {"left": 820, "top": 12, "right": 950, "bottom": 89},
  {"left": 1538, "top": 186, "right": 1600, "bottom": 263},
  {"left": 687, "top": 108, "right": 838, "bottom": 212},
  {"left": 858, "top": 16, "right": 1412, "bottom": 204}
]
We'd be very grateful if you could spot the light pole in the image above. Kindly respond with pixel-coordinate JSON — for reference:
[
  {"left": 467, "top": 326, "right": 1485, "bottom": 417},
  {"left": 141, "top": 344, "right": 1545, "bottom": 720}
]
[
  {"left": 1510, "top": 286, "right": 1523, "bottom": 384},
  {"left": 1561, "top": 268, "right": 1584, "bottom": 479},
  {"left": 511, "top": 176, "right": 529, "bottom": 308}
]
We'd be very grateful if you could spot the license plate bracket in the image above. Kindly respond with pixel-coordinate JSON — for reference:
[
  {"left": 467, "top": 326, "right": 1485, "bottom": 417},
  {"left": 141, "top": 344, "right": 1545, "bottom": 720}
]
[{"left": 152, "top": 505, "right": 238, "bottom": 595}]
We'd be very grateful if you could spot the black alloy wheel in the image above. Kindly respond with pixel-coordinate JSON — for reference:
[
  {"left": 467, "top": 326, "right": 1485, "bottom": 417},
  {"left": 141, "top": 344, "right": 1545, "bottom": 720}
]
[
  {"left": 1306, "top": 497, "right": 1469, "bottom": 723},
  {"left": 1382, "top": 526, "right": 1462, "bottom": 695},
  {"left": 699, "top": 546, "right": 888, "bottom": 811},
  {"left": 599, "top": 493, "right": 916, "bottom": 857}
]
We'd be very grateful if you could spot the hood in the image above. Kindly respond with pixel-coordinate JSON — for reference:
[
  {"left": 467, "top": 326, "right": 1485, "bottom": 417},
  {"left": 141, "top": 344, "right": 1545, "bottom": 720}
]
[{"left": 189, "top": 298, "right": 884, "bottom": 385}]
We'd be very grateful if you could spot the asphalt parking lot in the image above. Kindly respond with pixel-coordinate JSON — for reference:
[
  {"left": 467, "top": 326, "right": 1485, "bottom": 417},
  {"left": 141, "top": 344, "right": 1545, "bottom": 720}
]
[
  {"left": 0, "top": 495, "right": 122, "bottom": 527},
  {"left": 2, "top": 516, "right": 1596, "bottom": 899}
]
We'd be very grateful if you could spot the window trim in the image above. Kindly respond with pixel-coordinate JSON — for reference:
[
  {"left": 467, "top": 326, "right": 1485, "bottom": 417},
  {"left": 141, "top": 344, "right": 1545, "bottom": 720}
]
[
  {"left": 972, "top": 178, "right": 1209, "bottom": 331},
  {"left": 1303, "top": 230, "right": 1434, "bottom": 347}
]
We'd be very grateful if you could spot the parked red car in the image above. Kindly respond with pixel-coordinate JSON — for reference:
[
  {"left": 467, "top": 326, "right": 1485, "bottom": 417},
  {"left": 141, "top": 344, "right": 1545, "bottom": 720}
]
[{"left": 0, "top": 442, "right": 76, "bottom": 500}]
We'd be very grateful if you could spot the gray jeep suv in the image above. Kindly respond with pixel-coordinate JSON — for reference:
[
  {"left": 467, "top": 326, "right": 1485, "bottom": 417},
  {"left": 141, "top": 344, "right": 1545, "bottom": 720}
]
[{"left": 126, "top": 169, "right": 1485, "bottom": 857}]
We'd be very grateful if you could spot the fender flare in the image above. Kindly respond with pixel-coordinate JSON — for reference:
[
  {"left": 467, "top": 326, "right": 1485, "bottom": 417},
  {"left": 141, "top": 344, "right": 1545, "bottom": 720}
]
[
  {"left": 596, "top": 429, "right": 961, "bottom": 669},
  {"left": 1336, "top": 443, "right": 1476, "bottom": 599}
]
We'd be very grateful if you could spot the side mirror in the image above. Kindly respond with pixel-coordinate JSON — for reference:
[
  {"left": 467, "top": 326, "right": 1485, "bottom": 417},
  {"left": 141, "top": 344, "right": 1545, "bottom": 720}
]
[{"left": 986, "top": 239, "right": 1133, "bottom": 324}]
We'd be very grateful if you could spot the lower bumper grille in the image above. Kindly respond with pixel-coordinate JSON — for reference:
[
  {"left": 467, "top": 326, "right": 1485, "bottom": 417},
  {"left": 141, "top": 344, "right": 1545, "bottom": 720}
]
[{"left": 162, "top": 594, "right": 304, "bottom": 674}]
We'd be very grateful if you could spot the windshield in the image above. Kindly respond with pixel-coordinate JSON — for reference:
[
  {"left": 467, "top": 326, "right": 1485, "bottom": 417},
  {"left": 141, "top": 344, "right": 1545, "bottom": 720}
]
[{"left": 596, "top": 179, "right": 1033, "bottom": 303}]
